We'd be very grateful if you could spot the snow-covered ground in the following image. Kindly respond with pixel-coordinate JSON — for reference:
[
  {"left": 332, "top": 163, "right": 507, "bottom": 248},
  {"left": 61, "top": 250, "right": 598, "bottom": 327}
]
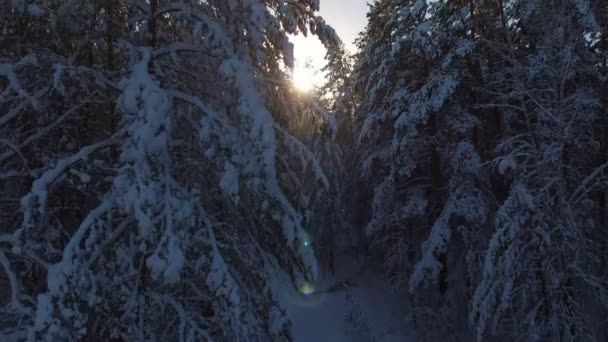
[{"left": 278, "top": 257, "right": 414, "bottom": 341}]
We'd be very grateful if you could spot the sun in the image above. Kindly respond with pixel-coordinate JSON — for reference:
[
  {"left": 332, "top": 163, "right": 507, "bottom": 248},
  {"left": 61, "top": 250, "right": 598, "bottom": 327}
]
[{"left": 292, "top": 66, "right": 316, "bottom": 92}]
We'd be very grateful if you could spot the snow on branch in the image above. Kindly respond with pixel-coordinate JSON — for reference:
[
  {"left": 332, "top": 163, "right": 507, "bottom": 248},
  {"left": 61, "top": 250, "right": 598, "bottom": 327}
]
[
  {"left": 0, "top": 54, "right": 40, "bottom": 109},
  {"left": 19, "top": 136, "right": 119, "bottom": 230}
]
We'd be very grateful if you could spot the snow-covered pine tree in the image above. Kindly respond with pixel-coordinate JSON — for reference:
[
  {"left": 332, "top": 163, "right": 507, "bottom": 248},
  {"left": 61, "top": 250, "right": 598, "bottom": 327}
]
[
  {"left": 305, "top": 37, "right": 359, "bottom": 274},
  {"left": 353, "top": 0, "right": 433, "bottom": 286},
  {"left": 588, "top": 1, "right": 608, "bottom": 311},
  {"left": 471, "top": 0, "right": 608, "bottom": 340},
  {"left": 354, "top": 0, "right": 608, "bottom": 340},
  {"left": 0, "top": 0, "right": 340, "bottom": 340},
  {"left": 353, "top": 0, "right": 489, "bottom": 338},
  {"left": 284, "top": 88, "right": 343, "bottom": 276}
]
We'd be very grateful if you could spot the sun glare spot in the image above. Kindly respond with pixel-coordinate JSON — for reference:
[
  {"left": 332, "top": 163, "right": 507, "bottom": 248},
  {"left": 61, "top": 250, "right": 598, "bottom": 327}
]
[{"left": 292, "top": 67, "right": 315, "bottom": 92}]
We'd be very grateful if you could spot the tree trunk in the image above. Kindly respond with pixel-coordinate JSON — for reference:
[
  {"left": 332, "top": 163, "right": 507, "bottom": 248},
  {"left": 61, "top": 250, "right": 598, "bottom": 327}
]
[
  {"left": 429, "top": 113, "right": 447, "bottom": 296},
  {"left": 105, "top": 0, "right": 114, "bottom": 70}
]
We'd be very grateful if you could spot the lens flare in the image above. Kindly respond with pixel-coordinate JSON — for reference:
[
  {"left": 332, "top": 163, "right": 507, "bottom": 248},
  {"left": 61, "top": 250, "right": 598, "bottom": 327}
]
[{"left": 298, "top": 281, "right": 315, "bottom": 296}]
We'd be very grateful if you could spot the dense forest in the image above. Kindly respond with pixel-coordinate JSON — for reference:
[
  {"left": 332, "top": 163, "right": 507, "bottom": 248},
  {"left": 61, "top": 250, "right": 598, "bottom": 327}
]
[{"left": 1, "top": 0, "right": 607, "bottom": 341}]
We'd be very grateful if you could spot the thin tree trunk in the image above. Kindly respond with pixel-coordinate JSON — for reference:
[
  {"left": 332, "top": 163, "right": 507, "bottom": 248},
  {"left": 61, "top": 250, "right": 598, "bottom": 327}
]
[
  {"left": 148, "top": 0, "right": 158, "bottom": 48},
  {"left": 429, "top": 113, "right": 447, "bottom": 296},
  {"left": 105, "top": 0, "right": 114, "bottom": 70}
]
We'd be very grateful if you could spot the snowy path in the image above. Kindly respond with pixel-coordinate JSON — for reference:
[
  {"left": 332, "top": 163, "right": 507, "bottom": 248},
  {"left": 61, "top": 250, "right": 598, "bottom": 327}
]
[{"left": 278, "top": 258, "right": 414, "bottom": 342}]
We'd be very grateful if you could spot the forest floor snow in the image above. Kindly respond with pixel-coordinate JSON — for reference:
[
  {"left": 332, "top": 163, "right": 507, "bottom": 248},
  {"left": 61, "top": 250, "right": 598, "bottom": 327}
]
[{"left": 277, "top": 256, "right": 415, "bottom": 341}]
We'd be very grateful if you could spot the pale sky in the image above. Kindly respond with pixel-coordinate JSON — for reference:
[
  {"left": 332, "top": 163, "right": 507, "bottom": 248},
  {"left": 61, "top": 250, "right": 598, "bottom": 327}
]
[{"left": 291, "top": 0, "right": 371, "bottom": 90}]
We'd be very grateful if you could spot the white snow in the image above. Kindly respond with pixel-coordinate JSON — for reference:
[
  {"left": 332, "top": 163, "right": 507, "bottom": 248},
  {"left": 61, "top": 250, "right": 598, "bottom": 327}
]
[
  {"left": 277, "top": 257, "right": 415, "bottom": 342},
  {"left": 219, "top": 161, "right": 240, "bottom": 202},
  {"left": 498, "top": 156, "right": 517, "bottom": 175}
]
